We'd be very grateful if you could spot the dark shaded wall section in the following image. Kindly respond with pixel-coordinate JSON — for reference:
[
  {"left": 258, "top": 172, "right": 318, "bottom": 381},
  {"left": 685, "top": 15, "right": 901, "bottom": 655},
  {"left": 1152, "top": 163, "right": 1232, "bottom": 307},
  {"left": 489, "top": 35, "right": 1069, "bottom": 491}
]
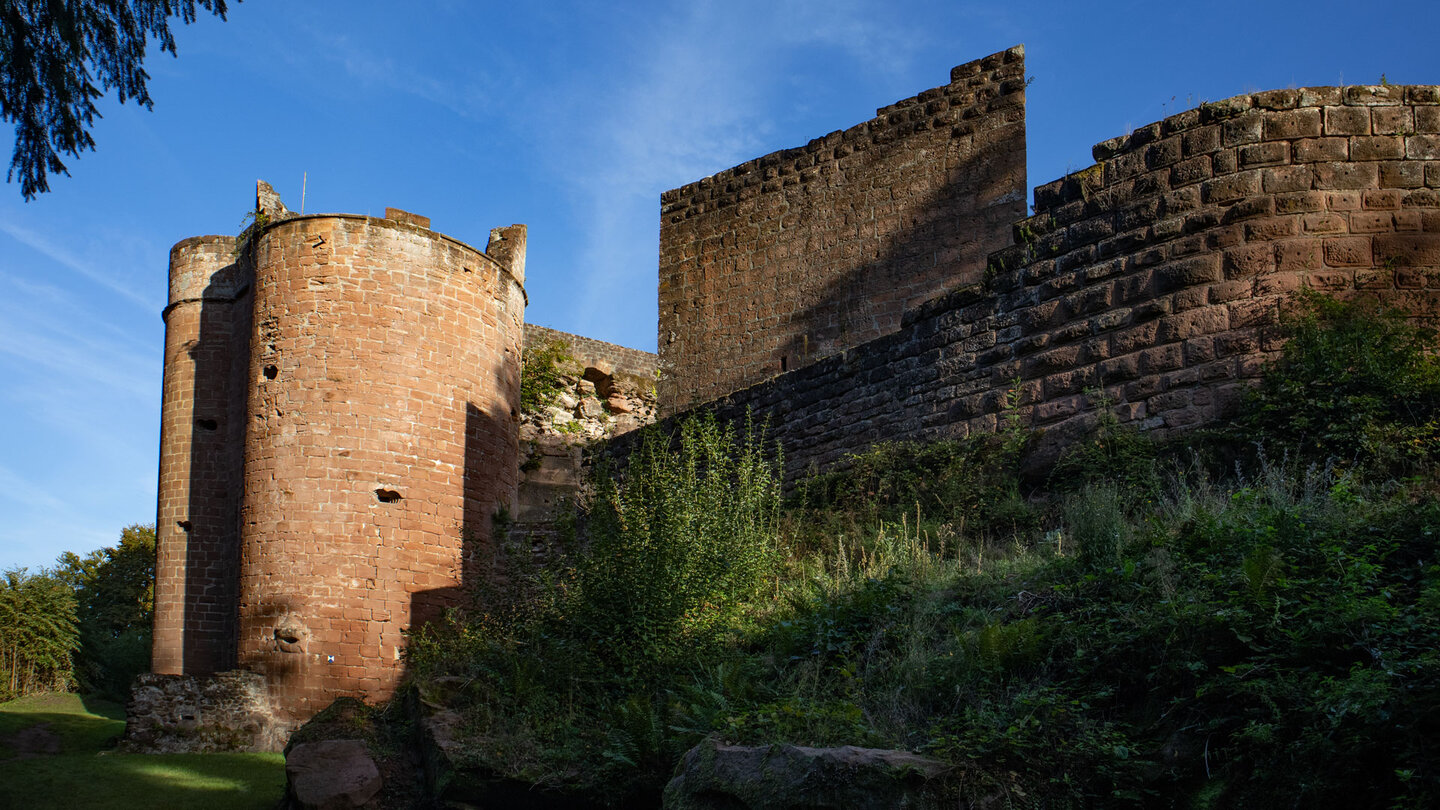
[
  {"left": 657, "top": 46, "right": 1028, "bottom": 414},
  {"left": 626, "top": 84, "right": 1440, "bottom": 480},
  {"left": 153, "top": 235, "right": 250, "bottom": 676}
]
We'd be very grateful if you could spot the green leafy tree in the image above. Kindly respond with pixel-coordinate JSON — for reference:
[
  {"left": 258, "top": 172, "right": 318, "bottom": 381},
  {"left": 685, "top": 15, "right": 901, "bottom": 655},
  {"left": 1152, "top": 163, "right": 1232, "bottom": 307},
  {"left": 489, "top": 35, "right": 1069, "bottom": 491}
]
[
  {"left": 0, "top": 0, "right": 233, "bottom": 199},
  {"left": 55, "top": 524, "right": 156, "bottom": 698},
  {"left": 0, "top": 568, "right": 79, "bottom": 699}
]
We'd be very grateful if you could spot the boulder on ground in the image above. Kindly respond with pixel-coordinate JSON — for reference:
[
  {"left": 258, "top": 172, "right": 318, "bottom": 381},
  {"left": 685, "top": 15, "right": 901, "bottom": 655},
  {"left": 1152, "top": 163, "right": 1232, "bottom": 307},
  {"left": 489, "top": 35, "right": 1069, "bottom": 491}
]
[
  {"left": 664, "top": 738, "right": 954, "bottom": 810},
  {"left": 286, "top": 738, "right": 382, "bottom": 810}
]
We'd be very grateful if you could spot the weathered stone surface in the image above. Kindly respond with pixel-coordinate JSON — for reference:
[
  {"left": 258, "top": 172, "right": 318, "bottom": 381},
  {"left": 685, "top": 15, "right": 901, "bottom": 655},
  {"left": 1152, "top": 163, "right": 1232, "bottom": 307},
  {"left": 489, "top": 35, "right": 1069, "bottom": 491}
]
[
  {"left": 658, "top": 46, "right": 1028, "bottom": 413},
  {"left": 513, "top": 325, "right": 659, "bottom": 552},
  {"left": 121, "top": 671, "right": 289, "bottom": 753},
  {"left": 286, "top": 739, "right": 382, "bottom": 810},
  {"left": 418, "top": 706, "right": 604, "bottom": 809},
  {"left": 664, "top": 738, "right": 955, "bottom": 810},
  {"left": 156, "top": 182, "right": 527, "bottom": 724},
  {"left": 616, "top": 82, "right": 1440, "bottom": 479},
  {"left": 578, "top": 396, "right": 605, "bottom": 419}
]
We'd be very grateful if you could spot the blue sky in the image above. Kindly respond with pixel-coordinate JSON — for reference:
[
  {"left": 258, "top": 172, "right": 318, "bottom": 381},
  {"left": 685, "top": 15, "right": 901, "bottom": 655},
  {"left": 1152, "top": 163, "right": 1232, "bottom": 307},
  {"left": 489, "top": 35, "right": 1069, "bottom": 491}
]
[{"left": 2, "top": 0, "right": 1435, "bottom": 571}]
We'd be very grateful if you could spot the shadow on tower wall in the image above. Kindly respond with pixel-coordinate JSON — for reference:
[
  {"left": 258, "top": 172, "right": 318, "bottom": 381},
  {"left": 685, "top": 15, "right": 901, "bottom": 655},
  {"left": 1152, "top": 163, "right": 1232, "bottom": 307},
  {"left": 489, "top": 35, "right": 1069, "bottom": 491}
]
[
  {"left": 176, "top": 261, "right": 251, "bottom": 673},
  {"left": 408, "top": 391, "right": 518, "bottom": 649}
]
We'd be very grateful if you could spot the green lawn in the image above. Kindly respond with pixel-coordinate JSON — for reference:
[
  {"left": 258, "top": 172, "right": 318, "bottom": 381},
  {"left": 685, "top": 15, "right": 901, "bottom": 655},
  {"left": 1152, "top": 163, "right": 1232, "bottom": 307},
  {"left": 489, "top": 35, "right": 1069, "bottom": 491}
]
[{"left": 0, "top": 693, "right": 285, "bottom": 810}]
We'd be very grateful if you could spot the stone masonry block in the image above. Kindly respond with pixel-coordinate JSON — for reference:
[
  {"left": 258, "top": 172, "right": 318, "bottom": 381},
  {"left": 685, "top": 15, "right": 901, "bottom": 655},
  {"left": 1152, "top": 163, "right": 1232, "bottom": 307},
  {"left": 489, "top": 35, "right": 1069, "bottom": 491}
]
[
  {"left": 1245, "top": 216, "right": 1300, "bottom": 241},
  {"left": 1170, "top": 156, "right": 1212, "bottom": 187},
  {"left": 1351, "top": 211, "right": 1396, "bottom": 233},
  {"left": 1363, "top": 188, "right": 1404, "bottom": 209},
  {"left": 1313, "top": 162, "right": 1379, "bottom": 190},
  {"left": 1374, "top": 234, "right": 1440, "bottom": 268},
  {"left": 1239, "top": 141, "right": 1288, "bottom": 167},
  {"left": 1222, "top": 111, "right": 1265, "bottom": 147},
  {"left": 1319, "top": 104, "right": 1365, "bottom": 134},
  {"left": 1302, "top": 213, "right": 1347, "bottom": 233},
  {"left": 1263, "top": 108, "right": 1322, "bottom": 140},
  {"left": 1349, "top": 136, "right": 1404, "bottom": 161},
  {"left": 1417, "top": 106, "right": 1440, "bottom": 134},
  {"left": 1224, "top": 243, "right": 1276, "bottom": 277},
  {"left": 1183, "top": 125, "right": 1221, "bottom": 157},
  {"left": 1202, "top": 171, "right": 1261, "bottom": 204},
  {"left": 1407, "top": 135, "right": 1440, "bottom": 160},
  {"left": 1276, "top": 240, "right": 1324, "bottom": 272},
  {"left": 1323, "top": 236, "right": 1373, "bottom": 267},
  {"left": 1371, "top": 107, "right": 1415, "bottom": 135},
  {"left": 1156, "top": 255, "right": 1222, "bottom": 291},
  {"left": 1274, "top": 191, "right": 1327, "bottom": 213},
  {"left": 1324, "top": 106, "right": 1371, "bottom": 136},
  {"left": 1263, "top": 166, "right": 1314, "bottom": 193},
  {"left": 1345, "top": 85, "right": 1403, "bottom": 106},
  {"left": 1292, "top": 138, "right": 1348, "bottom": 163}
]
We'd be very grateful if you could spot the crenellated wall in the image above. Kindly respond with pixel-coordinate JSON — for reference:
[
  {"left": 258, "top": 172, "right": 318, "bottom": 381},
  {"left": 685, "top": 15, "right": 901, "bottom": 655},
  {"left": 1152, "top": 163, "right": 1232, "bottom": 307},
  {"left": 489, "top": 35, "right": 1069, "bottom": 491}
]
[
  {"left": 639, "top": 84, "right": 1440, "bottom": 479},
  {"left": 657, "top": 46, "right": 1028, "bottom": 414}
]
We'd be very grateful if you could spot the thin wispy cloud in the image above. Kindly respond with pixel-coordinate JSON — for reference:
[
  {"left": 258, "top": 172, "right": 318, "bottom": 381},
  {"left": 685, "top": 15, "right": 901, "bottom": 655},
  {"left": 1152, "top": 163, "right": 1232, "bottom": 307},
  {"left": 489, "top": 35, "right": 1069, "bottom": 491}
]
[
  {"left": 0, "top": 293, "right": 156, "bottom": 402},
  {"left": 0, "top": 219, "right": 154, "bottom": 310},
  {"left": 539, "top": 1, "right": 932, "bottom": 344}
]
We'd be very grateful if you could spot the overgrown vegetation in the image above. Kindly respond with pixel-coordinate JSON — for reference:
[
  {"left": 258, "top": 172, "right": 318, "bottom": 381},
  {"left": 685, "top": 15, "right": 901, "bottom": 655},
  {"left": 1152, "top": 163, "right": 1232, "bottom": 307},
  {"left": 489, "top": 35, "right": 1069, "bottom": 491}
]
[
  {"left": 520, "top": 338, "right": 580, "bottom": 416},
  {"left": 407, "top": 292, "right": 1440, "bottom": 807},
  {"left": 1237, "top": 289, "right": 1440, "bottom": 472},
  {"left": 409, "top": 414, "right": 783, "bottom": 799}
]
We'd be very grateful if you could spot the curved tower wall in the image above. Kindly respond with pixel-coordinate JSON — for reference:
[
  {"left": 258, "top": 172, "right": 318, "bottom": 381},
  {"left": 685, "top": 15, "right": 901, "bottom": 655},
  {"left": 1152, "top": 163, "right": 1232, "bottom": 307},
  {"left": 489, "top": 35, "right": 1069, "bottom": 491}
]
[
  {"left": 153, "top": 235, "right": 251, "bottom": 675},
  {"left": 235, "top": 213, "right": 525, "bottom": 720}
]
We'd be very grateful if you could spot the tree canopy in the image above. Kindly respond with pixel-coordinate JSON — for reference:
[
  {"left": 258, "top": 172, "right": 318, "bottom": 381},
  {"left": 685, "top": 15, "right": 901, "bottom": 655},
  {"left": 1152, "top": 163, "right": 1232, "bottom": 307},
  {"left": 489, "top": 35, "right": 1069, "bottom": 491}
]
[
  {"left": 0, "top": 0, "right": 231, "bottom": 200},
  {"left": 55, "top": 524, "right": 156, "bottom": 698}
]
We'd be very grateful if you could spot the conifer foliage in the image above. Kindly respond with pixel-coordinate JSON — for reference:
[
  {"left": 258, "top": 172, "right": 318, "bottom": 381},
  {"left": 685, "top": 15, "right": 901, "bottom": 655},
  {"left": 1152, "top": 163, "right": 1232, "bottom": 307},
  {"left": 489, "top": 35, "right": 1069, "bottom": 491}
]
[{"left": 0, "top": 0, "right": 232, "bottom": 199}]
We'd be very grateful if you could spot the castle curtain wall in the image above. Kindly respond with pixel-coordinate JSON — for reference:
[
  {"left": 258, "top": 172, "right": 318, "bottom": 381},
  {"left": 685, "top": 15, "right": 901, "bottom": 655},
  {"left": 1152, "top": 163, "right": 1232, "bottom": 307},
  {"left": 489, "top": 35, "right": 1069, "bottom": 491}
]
[
  {"left": 657, "top": 47, "right": 1028, "bottom": 414},
  {"left": 627, "top": 84, "right": 1440, "bottom": 479}
]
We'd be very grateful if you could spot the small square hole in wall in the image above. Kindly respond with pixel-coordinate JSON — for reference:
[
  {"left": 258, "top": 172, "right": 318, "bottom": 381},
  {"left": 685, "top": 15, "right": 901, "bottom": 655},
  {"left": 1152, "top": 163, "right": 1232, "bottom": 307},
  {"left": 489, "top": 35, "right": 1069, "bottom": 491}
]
[{"left": 326, "top": 654, "right": 335, "bottom": 663}]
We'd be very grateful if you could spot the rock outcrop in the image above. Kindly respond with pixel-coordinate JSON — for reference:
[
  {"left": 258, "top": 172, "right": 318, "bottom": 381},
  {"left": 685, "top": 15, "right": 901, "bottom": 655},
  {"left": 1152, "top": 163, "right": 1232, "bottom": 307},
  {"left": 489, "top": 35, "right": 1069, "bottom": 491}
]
[
  {"left": 664, "top": 737, "right": 956, "bottom": 810},
  {"left": 285, "top": 739, "right": 383, "bottom": 810}
]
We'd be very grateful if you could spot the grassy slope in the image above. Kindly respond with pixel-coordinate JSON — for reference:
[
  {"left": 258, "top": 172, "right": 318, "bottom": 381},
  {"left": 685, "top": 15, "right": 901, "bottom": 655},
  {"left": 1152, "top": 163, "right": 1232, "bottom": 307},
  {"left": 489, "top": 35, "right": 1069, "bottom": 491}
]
[{"left": 0, "top": 693, "right": 284, "bottom": 810}]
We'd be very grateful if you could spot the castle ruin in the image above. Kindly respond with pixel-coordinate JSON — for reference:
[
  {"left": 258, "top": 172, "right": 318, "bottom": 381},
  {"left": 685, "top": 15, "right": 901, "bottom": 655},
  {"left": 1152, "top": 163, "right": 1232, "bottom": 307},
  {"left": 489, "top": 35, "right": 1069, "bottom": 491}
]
[
  {"left": 143, "top": 44, "right": 1440, "bottom": 743},
  {"left": 152, "top": 190, "right": 526, "bottom": 722}
]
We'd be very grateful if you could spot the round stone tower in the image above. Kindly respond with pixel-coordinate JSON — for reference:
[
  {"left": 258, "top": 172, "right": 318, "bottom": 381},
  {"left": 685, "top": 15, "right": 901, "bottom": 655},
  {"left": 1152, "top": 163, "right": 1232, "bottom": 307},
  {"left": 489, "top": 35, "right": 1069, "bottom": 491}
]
[
  {"left": 153, "top": 235, "right": 251, "bottom": 676},
  {"left": 233, "top": 208, "right": 526, "bottom": 720}
]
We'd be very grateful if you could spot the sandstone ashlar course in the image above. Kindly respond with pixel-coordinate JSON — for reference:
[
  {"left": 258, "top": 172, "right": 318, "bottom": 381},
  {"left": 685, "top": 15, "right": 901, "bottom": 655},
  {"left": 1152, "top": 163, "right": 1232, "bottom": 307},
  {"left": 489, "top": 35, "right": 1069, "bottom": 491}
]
[
  {"left": 153, "top": 182, "right": 527, "bottom": 723},
  {"left": 657, "top": 45, "right": 1028, "bottom": 414},
  {"left": 639, "top": 82, "right": 1440, "bottom": 480}
]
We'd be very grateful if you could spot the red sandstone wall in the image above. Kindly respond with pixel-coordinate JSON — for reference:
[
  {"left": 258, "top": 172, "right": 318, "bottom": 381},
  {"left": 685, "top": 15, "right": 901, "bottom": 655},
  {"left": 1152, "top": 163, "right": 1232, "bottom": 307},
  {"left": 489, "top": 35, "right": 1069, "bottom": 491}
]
[
  {"left": 657, "top": 46, "right": 1028, "bottom": 414},
  {"left": 235, "top": 213, "right": 525, "bottom": 720},
  {"left": 523, "top": 323, "right": 657, "bottom": 382},
  {"left": 628, "top": 84, "right": 1440, "bottom": 479},
  {"left": 153, "top": 235, "right": 250, "bottom": 675}
]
